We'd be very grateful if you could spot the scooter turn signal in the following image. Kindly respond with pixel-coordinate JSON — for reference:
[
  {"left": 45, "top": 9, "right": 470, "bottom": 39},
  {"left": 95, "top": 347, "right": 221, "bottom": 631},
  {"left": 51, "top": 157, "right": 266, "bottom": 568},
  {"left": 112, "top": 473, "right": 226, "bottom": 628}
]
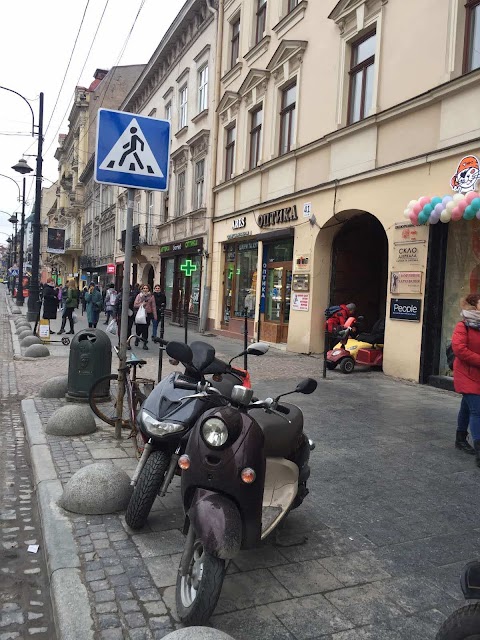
[
  {"left": 178, "top": 455, "right": 190, "bottom": 470},
  {"left": 240, "top": 468, "right": 256, "bottom": 484}
]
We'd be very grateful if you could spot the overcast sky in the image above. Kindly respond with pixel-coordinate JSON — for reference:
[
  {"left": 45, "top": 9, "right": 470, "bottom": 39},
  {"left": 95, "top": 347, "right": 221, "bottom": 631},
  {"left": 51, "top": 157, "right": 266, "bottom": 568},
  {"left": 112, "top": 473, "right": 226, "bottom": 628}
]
[{"left": 0, "top": 0, "right": 185, "bottom": 247}]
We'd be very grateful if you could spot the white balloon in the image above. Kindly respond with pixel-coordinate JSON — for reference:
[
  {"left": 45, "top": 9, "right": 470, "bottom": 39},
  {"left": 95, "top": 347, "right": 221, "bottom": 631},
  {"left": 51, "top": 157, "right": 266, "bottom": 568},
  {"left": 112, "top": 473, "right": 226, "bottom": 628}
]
[
  {"left": 404, "top": 208, "right": 412, "bottom": 218},
  {"left": 453, "top": 193, "right": 464, "bottom": 204},
  {"left": 446, "top": 201, "right": 456, "bottom": 213},
  {"left": 408, "top": 200, "right": 417, "bottom": 209},
  {"left": 440, "top": 209, "right": 452, "bottom": 223}
]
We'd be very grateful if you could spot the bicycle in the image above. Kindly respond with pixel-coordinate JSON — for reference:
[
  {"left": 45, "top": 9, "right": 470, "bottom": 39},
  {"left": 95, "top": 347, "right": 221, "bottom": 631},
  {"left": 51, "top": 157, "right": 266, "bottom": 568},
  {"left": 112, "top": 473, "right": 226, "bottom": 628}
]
[{"left": 89, "top": 335, "right": 155, "bottom": 453}]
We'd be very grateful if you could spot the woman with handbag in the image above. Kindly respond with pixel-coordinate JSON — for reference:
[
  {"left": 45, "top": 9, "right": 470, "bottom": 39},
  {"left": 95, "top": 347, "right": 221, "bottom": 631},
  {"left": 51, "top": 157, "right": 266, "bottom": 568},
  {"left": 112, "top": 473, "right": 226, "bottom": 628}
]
[
  {"left": 58, "top": 279, "right": 78, "bottom": 335},
  {"left": 452, "top": 293, "right": 480, "bottom": 466},
  {"left": 85, "top": 283, "right": 103, "bottom": 328},
  {"left": 133, "top": 284, "right": 157, "bottom": 350}
]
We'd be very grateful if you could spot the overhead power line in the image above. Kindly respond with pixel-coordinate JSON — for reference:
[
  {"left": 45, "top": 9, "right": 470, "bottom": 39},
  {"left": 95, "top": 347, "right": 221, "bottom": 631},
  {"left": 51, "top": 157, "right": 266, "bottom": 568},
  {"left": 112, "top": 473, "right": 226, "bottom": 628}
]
[{"left": 44, "top": 0, "right": 91, "bottom": 137}]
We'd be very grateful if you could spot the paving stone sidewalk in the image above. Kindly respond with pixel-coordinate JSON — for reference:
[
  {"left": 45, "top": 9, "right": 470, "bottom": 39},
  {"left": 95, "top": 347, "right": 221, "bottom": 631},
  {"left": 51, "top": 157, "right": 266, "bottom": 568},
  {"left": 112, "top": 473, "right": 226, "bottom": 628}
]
[{"left": 9, "top": 287, "right": 480, "bottom": 639}]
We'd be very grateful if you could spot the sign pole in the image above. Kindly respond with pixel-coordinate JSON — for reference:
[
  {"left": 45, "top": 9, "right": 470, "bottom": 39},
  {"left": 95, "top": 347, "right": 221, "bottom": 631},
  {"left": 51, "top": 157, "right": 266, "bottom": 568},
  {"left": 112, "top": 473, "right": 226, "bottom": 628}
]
[
  {"left": 115, "top": 188, "right": 135, "bottom": 440},
  {"left": 184, "top": 294, "right": 188, "bottom": 344},
  {"left": 157, "top": 303, "right": 165, "bottom": 383},
  {"left": 243, "top": 306, "right": 248, "bottom": 371}
]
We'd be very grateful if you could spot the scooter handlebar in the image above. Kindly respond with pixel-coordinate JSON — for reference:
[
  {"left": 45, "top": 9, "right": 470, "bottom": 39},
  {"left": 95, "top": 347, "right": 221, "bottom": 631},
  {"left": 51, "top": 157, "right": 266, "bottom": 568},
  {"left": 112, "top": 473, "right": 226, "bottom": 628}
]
[{"left": 174, "top": 379, "right": 199, "bottom": 391}]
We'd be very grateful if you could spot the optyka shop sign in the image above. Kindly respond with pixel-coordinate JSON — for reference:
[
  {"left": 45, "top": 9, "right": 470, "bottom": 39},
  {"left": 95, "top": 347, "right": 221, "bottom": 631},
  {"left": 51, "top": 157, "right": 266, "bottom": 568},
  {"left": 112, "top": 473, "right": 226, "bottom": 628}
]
[{"left": 257, "top": 205, "right": 298, "bottom": 229}]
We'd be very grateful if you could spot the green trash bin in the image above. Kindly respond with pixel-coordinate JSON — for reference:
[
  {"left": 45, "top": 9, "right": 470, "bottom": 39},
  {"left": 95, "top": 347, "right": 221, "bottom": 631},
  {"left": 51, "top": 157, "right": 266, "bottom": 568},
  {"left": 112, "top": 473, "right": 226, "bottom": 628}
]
[{"left": 66, "top": 329, "right": 112, "bottom": 401}]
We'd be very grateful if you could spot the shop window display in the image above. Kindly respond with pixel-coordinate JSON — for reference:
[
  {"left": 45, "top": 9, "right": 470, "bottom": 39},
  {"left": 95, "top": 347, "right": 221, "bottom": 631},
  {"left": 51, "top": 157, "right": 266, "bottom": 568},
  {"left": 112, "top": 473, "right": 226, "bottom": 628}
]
[
  {"left": 164, "top": 258, "right": 175, "bottom": 309},
  {"left": 441, "top": 219, "right": 480, "bottom": 375},
  {"left": 223, "top": 242, "right": 258, "bottom": 323}
]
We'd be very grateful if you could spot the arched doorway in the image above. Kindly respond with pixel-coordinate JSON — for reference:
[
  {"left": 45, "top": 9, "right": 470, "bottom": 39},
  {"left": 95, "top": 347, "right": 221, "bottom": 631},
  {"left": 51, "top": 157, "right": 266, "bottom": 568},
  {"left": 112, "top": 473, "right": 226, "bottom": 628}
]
[
  {"left": 143, "top": 264, "right": 154, "bottom": 290},
  {"left": 330, "top": 212, "right": 388, "bottom": 330}
]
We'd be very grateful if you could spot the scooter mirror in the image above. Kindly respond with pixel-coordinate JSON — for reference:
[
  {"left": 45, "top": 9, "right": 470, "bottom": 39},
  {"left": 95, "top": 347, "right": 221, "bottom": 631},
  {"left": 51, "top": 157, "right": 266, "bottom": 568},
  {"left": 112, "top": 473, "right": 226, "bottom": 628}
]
[
  {"left": 295, "top": 378, "right": 318, "bottom": 395},
  {"left": 247, "top": 342, "right": 269, "bottom": 356},
  {"left": 166, "top": 341, "right": 194, "bottom": 365}
]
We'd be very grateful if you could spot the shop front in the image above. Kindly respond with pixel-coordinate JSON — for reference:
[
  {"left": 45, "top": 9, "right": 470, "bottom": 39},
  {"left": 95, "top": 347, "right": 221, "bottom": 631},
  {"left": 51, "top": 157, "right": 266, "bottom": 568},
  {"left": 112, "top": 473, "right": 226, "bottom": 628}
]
[{"left": 159, "top": 237, "right": 203, "bottom": 325}]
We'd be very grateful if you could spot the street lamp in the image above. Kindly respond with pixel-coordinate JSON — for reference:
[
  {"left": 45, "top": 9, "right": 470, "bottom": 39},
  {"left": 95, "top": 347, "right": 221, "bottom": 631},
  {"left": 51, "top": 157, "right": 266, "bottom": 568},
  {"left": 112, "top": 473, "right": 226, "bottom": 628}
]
[
  {"left": 0, "top": 86, "right": 44, "bottom": 321},
  {"left": 12, "top": 159, "right": 33, "bottom": 306}
]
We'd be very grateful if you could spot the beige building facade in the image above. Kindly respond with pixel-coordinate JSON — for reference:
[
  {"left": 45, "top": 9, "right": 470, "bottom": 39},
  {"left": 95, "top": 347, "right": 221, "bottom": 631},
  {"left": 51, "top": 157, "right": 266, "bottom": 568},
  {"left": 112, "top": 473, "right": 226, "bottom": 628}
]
[
  {"left": 200, "top": 0, "right": 480, "bottom": 383},
  {"left": 119, "top": 0, "right": 216, "bottom": 324}
]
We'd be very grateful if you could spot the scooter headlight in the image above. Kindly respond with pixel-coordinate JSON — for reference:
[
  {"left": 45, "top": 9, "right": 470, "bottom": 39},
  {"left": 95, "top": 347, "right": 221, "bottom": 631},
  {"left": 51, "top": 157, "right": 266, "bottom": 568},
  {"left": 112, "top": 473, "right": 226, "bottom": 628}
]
[
  {"left": 202, "top": 417, "right": 228, "bottom": 448},
  {"left": 140, "top": 409, "right": 184, "bottom": 437}
]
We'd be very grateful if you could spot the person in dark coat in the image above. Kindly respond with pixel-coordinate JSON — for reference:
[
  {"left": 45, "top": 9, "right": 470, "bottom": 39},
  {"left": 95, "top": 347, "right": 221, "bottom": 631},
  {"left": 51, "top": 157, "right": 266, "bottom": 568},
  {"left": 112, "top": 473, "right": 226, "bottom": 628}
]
[
  {"left": 452, "top": 293, "right": 480, "bottom": 466},
  {"left": 114, "top": 288, "right": 136, "bottom": 349},
  {"left": 152, "top": 284, "right": 166, "bottom": 343},
  {"left": 85, "top": 283, "right": 103, "bottom": 328},
  {"left": 42, "top": 278, "right": 58, "bottom": 333}
]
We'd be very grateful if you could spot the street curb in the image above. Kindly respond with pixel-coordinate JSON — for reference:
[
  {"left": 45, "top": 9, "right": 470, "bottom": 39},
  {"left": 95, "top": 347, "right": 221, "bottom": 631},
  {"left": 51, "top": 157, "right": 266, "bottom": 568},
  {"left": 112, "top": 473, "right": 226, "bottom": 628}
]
[{"left": 21, "top": 398, "right": 95, "bottom": 640}]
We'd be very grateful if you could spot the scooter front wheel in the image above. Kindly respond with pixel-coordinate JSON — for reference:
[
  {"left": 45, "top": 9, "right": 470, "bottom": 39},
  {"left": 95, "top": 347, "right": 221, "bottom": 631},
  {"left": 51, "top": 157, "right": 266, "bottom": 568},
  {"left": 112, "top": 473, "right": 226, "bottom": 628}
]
[
  {"left": 436, "top": 603, "right": 480, "bottom": 639},
  {"left": 176, "top": 536, "right": 226, "bottom": 625},
  {"left": 125, "top": 450, "right": 169, "bottom": 530},
  {"left": 339, "top": 357, "right": 355, "bottom": 374}
]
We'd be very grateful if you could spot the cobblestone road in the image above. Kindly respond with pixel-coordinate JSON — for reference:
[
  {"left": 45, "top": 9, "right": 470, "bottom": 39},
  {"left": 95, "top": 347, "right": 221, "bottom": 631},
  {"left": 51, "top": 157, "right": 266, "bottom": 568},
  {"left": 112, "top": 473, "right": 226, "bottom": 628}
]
[{"left": 0, "top": 288, "right": 55, "bottom": 639}]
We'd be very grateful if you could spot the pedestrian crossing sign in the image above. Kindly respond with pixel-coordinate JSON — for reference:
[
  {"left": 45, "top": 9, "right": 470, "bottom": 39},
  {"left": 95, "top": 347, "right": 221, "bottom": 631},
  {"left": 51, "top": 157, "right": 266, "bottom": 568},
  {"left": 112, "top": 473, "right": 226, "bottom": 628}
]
[{"left": 95, "top": 109, "right": 171, "bottom": 191}]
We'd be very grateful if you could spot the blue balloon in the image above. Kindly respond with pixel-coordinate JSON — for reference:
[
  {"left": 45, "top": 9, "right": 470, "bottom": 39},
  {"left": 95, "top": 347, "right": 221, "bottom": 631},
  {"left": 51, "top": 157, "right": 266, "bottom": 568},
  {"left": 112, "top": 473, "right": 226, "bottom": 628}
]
[
  {"left": 471, "top": 197, "right": 480, "bottom": 210},
  {"left": 423, "top": 204, "right": 434, "bottom": 215},
  {"left": 418, "top": 211, "right": 429, "bottom": 224},
  {"left": 431, "top": 197, "right": 442, "bottom": 207},
  {"left": 464, "top": 205, "right": 476, "bottom": 220}
]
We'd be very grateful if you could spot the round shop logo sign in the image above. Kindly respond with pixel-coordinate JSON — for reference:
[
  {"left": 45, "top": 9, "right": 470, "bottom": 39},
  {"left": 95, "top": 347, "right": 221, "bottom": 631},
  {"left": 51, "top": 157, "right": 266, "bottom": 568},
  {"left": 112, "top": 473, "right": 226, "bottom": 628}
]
[{"left": 451, "top": 155, "right": 480, "bottom": 194}]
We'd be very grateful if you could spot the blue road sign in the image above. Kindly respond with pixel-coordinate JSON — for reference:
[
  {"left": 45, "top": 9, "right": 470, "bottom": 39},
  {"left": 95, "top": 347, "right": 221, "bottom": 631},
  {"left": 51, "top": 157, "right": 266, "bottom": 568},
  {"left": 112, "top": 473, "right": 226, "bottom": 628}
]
[
  {"left": 95, "top": 109, "right": 171, "bottom": 191},
  {"left": 9, "top": 268, "right": 19, "bottom": 276}
]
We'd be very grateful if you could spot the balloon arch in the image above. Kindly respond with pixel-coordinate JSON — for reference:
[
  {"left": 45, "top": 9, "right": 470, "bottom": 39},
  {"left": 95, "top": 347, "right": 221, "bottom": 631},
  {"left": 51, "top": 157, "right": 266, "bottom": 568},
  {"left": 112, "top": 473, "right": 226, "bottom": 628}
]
[{"left": 404, "top": 191, "right": 480, "bottom": 226}]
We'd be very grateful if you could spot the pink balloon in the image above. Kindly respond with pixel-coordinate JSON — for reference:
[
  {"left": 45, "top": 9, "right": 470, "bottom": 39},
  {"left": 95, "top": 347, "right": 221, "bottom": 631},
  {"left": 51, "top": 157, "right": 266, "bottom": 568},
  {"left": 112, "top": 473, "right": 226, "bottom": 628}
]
[
  {"left": 419, "top": 196, "right": 430, "bottom": 207},
  {"left": 409, "top": 211, "right": 419, "bottom": 225},
  {"left": 466, "top": 191, "right": 478, "bottom": 204},
  {"left": 458, "top": 199, "right": 468, "bottom": 212},
  {"left": 413, "top": 203, "right": 422, "bottom": 215},
  {"left": 452, "top": 206, "right": 463, "bottom": 221}
]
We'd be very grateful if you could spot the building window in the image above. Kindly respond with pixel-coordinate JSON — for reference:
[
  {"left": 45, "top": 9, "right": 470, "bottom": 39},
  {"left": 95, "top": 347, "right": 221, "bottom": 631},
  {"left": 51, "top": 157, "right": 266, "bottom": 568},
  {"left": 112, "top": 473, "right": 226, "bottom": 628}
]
[
  {"left": 279, "top": 82, "right": 296, "bottom": 155},
  {"left": 147, "top": 191, "right": 154, "bottom": 244},
  {"left": 198, "top": 65, "right": 208, "bottom": 112},
  {"left": 223, "top": 241, "right": 258, "bottom": 324},
  {"left": 179, "top": 85, "right": 188, "bottom": 129},
  {"left": 255, "top": 0, "right": 267, "bottom": 45},
  {"left": 348, "top": 30, "right": 376, "bottom": 124},
  {"left": 163, "top": 193, "right": 169, "bottom": 223},
  {"left": 231, "top": 17, "right": 240, "bottom": 68},
  {"left": 194, "top": 159, "right": 205, "bottom": 209},
  {"left": 288, "top": 0, "right": 298, "bottom": 12},
  {"left": 225, "top": 124, "right": 236, "bottom": 181},
  {"left": 465, "top": 0, "right": 480, "bottom": 72},
  {"left": 249, "top": 106, "right": 263, "bottom": 170},
  {"left": 165, "top": 102, "right": 172, "bottom": 122},
  {"left": 176, "top": 171, "right": 186, "bottom": 216}
]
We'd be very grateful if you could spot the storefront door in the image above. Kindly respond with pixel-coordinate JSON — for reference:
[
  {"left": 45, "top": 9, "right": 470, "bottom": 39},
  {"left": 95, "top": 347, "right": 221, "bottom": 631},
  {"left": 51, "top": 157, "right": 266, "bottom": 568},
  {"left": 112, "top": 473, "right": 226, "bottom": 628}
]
[{"left": 263, "top": 262, "right": 292, "bottom": 343}]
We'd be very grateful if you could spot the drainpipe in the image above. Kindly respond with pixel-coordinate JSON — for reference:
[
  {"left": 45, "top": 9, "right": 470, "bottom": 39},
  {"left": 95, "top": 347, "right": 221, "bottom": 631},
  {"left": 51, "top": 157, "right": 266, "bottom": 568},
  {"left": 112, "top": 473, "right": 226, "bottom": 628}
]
[{"left": 199, "top": 0, "right": 224, "bottom": 333}]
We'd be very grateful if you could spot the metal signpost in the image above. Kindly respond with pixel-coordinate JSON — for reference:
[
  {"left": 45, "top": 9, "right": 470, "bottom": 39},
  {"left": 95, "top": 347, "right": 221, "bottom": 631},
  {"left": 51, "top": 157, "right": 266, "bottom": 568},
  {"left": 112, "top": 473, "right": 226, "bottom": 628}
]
[
  {"left": 95, "top": 108, "right": 170, "bottom": 439},
  {"left": 180, "top": 259, "right": 197, "bottom": 344}
]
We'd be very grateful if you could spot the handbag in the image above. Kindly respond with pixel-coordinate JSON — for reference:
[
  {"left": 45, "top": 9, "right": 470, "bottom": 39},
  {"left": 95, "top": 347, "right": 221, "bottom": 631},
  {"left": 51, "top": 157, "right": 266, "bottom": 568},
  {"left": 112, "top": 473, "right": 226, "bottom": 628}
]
[
  {"left": 107, "top": 319, "right": 118, "bottom": 335},
  {"left": 135, "top": 305, "right": 147, "bottom": 324}
]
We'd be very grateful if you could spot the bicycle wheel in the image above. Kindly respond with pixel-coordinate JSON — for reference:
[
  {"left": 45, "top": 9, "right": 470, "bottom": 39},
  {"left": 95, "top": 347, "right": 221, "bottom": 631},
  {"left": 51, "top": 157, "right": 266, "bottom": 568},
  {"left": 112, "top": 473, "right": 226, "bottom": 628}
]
[{"left": 89, "top": 374, "right": 131, "bottom": 427}]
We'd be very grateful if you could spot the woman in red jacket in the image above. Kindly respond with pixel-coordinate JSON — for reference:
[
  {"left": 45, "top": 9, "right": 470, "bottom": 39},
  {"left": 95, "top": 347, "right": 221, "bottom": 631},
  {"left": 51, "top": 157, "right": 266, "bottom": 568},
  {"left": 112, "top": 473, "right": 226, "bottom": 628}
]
[{"left": 452, "top": 293, "right": 480, "bottom": 465}]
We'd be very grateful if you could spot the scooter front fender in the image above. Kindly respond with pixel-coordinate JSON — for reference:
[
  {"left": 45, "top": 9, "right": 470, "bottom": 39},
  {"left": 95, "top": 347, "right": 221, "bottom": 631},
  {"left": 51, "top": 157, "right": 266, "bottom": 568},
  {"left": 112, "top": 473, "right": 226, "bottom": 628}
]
[{"left": 188, "top": 488, "right": 242, "bottom": 560}]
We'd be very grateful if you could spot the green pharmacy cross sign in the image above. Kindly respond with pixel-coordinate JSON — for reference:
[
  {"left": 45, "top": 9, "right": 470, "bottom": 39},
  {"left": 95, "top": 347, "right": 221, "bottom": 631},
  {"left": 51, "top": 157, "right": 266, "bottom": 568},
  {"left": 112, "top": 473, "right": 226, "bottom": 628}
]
[{"left": 180, "top": 259, "right": 198, "bottom": 277}]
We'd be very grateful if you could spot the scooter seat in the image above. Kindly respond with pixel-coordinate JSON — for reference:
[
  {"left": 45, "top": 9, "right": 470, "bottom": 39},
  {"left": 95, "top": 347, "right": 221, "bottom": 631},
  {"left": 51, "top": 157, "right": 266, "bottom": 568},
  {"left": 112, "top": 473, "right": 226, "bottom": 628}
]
[{"left": 248, "top": 402, "right": 303, "bottom": 457}]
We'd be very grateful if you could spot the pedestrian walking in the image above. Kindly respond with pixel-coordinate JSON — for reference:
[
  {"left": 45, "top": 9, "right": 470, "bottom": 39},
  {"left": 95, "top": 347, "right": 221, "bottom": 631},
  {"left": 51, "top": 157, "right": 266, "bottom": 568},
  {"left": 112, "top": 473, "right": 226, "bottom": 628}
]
[
  {"left": 58, "top": 279, "right": 78, "bottom": 335},
  {"left": 133, "top": 284, "right": 157, "bottom": 350},
  {"left": 452, "top": 293, "right": 480, "bottom": 465},
  {"left": 85, "top": 283, "right": 103, "bottom": 328},
  {"left": 103, "top": 283, "right": 118, "bottom": 324},
  {"left": 42, "top": 278, "right": 58, "bottom": 334},
  {"left": 152, "top": 284, "right": 166, "bottom": 343},
  {"left": 80, "top": 285, "right": 88, "bottom": 314}
]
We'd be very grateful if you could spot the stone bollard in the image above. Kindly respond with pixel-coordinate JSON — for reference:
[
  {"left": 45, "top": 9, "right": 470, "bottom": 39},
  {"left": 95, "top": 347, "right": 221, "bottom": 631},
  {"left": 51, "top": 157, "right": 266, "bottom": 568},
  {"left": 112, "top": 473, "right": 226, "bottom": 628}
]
[
  {"left": 12, "top": 308, "right": 21, "bottom": 315},
  {"left": 18, "top": 329, "right": 33, "bottom": 341},
  {"left": 46, "top": 404, "right": 96, "bottom": 436},
  {"left": 39, "top": 375, "right": 69, "bottom": 398},
  {"left": 20, "top": 336, "right": 43, "bottom": 348},
  {"left": 163, "top": 629, "right": 235, "bottom": 640},
  {"left": 24, "top": 344, "right": 50, "bottom": 358},
  {"left": 61, "top": 463, "right": 133, "bottom": 515}
]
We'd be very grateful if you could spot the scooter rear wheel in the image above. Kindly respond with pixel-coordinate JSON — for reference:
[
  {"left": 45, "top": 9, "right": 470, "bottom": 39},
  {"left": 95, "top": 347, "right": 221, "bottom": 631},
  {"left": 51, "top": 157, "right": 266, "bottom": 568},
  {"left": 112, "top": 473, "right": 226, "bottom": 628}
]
[
  {"left": 436, "top": 603, "right": 480, "bottom": 639},
  {"left": 176, "top": 536, "right": 226, "bottom": 625},
  {"left": 125, "top": 450, "right": 169, "bottom": 530},
  {"left": 326, "top": 361, "right": 336, "bottom": 370}
]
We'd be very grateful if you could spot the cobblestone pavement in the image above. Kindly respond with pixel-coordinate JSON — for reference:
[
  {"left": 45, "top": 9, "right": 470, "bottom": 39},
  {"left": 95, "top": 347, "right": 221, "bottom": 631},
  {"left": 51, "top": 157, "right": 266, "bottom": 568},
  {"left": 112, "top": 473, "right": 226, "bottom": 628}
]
[
  {"left": 10, "top": 285, "right": 480, "bottom": 639},
  {"left": 0, "top": 290, "right": 55, "bottom": 639}
]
